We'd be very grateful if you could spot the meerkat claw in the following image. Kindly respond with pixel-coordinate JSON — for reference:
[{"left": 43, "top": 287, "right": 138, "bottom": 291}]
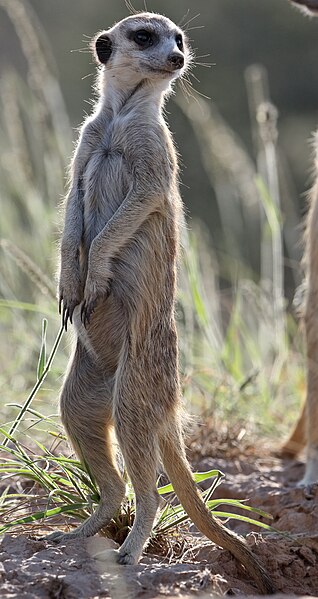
[
  {"left": 80, "top": 299, "right": 96, "bottom": 328},
  {"left": 62, "top": 303, "right": 68, "bottom": 331},
  {"left": 58, "top": 295, "right": 63, "bottom": 315}
]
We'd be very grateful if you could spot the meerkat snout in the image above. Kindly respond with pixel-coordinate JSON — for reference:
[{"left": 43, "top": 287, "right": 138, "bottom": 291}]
[{"left": 167, "top": 52, "right": 184, "bottom": 71}]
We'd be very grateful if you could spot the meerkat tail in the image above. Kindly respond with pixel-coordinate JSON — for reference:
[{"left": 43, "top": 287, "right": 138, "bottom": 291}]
[{"left": 160, "top": 436, "right": 276, "bottom": 595}]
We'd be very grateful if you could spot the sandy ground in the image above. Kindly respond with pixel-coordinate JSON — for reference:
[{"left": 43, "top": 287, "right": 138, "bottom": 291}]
[{"left": 1, "top": 452, "right": 318, "bottom": 598}]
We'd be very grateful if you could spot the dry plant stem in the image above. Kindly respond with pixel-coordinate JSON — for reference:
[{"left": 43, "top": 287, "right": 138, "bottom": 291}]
[
  {"left": 245, "top": 65, "right": 287, "bottom": 382},
  {"left": 3, "top": 325, "right": 64, "bottom": 446},
  {"left": 1, "top": 240, "right": 56, "bottom": 300}
]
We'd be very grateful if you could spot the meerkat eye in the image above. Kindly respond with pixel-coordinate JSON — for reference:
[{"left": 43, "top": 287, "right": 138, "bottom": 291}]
[
  {"left": 175, "top": 34, "right": 183, "bottom": 51},
  {"left": 134, "top": 29, "right": 153, "bottom": 47}
]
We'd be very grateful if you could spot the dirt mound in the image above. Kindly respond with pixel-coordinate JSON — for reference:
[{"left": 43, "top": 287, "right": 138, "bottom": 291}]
[{"left": 0, "top": 454, "right": 318, "bottom": 598}]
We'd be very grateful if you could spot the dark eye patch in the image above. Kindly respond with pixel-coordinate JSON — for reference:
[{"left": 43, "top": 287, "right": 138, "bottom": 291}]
[
  {"left": 128, "top": 28, "right": 158, "bottom": 49},
  {"left": 134, "top": 29, "right": 152, "bottom": 46}
]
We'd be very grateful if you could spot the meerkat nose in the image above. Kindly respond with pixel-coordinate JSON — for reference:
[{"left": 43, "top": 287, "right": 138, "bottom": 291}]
[{"left": 167, "top": 53, "right": 184, "bottom": 70}]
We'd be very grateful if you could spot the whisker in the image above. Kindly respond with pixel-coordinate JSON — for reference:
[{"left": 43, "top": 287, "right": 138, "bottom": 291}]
[
  {"left": 189, "top": 71, "right": 201, "bottom": 84},
  {"left": 183, "top": 75, "right": 210, "bottom": 100},
  {"left": 70, "top": 48, "right": 91, "bottom": 54},
  {"left": 84, "top": 98, "right": 95, "bottom": 107},
  {"left": 193, "top": 61, "right": 214, "bottom": 68},
  {"left": 194, "top": 54, "right": 211, "bottom": 59},
  {"left": 178, "top": 9, "right": 191, "bottom": 27},
  {"left": 183, "top": 13, "right": 201, "bottom": 29},
  {"left": 178, "top": 79, "right": 191, "bottom": 103},
  {"left": 82, "top": 72, "right": 94, "bottom": 80},
  {"left": 124, "top": 0, "right": 140, "bottom": 15},
  {"left": 184, "top": 25, "right": 205, "bottom": 32},
  {"left": 182, "top": 80, "right": 200, "bottom": 105}
]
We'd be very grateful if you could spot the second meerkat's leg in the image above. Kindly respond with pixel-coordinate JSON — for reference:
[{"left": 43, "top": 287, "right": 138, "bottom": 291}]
[
  {"left": 47, "top": 341, "right": 125, "bottom": 541},
  {"left": 283, "top": 179, "right": 318, "bottom": 484},
  {"left": 281, "top": 401, "right": 306, "bottom": 457},
  {"left": 302, "top": 181, "right": 318, "bottom": 484}
]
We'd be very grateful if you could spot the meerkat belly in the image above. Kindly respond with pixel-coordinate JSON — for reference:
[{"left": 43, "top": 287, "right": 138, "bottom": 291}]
[
  {"left": 77, "top": 294, "right": 128, "bottom": 374},
  {"left": 82, "top": 148, "right": 132, "bottom": 250},
  {"left": 112, "top": 212, "right": 175, "bottom": 308}
]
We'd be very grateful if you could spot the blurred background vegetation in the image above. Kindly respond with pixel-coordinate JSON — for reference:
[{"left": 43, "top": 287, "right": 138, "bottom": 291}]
[{"left": 0, "top": 0, "right": 317, "bottom": 445}]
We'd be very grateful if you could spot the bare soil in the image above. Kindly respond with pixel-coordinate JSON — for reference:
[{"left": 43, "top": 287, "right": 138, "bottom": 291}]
[{"left": 1, "top": 445, "right": 318, "bottom": 598}]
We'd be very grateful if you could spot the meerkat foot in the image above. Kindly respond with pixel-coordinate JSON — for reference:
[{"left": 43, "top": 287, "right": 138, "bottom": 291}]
[
  {"left": 43, "top": 521, "right": 97, "bottom": 542},
  {"left": 43, "top": 530, "right": 67, "bottom": 542},
  {"left": 43, "top": 530, "right": 87, "bottom": 543},
  {"left": 117, "top": 549, "right": 139, "bottom": 565},
  {"left": 44, "top": 526, "right": 96, "bottom": 543},
  {"left": 43, "top": 500, "right": 119, "bottom": 543},
  {"left": 117, "top": 535, "right": 144, "bottom": 565},
  {"left": 298, "top": 452, "right": 318, "bottom": 486}
]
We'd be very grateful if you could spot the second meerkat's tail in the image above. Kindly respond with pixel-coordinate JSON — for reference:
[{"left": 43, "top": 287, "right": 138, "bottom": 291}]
[{"left": 159, "top": 435, "right": 276, "bottom": 595}]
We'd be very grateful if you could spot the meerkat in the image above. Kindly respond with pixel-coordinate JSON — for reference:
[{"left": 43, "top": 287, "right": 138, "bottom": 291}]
[
  {"left": 46, "top": 13, "right": 275, "bottom": 594},
  {"left": 281, "top": 0, "right": 318, "bottom": 485},
  {"left": 282, "top": 145, "right": 318, "bottom": 486}
]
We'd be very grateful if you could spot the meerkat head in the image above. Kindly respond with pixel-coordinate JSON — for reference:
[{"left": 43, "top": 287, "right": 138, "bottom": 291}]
[
  {"left": 289, "top": 0, "right": 318, "bottom": 15},
  {"left": 93, "top": 13, "right": 190, "bottom": 92}
]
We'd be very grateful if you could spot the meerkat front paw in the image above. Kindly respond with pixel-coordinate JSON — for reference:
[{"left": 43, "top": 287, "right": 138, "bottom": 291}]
[
  {"left": 59, "top": 276, "right": 83, "bottom": 331},
  {"left": 80, "top": 275, "right": 112, "bottom": 328}
]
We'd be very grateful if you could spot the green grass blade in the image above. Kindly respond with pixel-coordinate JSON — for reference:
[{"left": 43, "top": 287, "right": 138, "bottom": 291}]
[
  {"left": 3, "top": 324, "right": 64, "bottom": 445},
  {"left": 205, "top": 498, "right": 273, "bottom": 520},
  {"left": 207, "top": 510, "right": 274, "bottom": 530},
  {"left": 0, "top": 502, "right": 89, "bottom": 534},
  {"left": 157, "top": 469, "right": 224, "bottom": 495},
  {"left": 37, "top": 318, "right": 48, "bottom": 380}
]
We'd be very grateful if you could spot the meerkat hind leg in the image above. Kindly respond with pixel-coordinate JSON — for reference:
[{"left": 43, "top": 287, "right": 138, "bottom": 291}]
[
  {"left": 301, "top": 291, "right": 318, "bottom": 485},
  {"left": 281, "top": 401, "right": 306, "bottom": 458},
  {"left": 116, "top": 434, "right": 160, "bottom": 564},
  {"left": 45, "top": 342, "right": 125, "bottom": 541},
  {"left": 300, "top": 183, "right": 318, "bottom": 486},
  {"left": 114, "top": 396, "right": 160, "bottom": 564}
]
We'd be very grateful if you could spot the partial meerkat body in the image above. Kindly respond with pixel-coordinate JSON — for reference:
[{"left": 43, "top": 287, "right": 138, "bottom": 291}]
[
  {"left": 282, "top": 135, "right": 318, "bottom": 484},
  {"left": 282, "top": 0, "right": 318, "bottom": 484},
  {"left": 48, "top": 13, "right": 275, "bottom": 593}
]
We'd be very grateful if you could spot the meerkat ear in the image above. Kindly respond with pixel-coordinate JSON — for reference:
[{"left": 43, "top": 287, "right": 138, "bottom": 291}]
[{"left": 94, "top": 33, "right": 113, "bottom": 64}]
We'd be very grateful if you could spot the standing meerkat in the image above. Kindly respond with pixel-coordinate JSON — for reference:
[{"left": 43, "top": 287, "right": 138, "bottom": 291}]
[
  {"left": 282, "top": 0, "right": 318, "bottom": 485},
  {"left": 47, "top": 13, "right": 275, "bottom": 594}
]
